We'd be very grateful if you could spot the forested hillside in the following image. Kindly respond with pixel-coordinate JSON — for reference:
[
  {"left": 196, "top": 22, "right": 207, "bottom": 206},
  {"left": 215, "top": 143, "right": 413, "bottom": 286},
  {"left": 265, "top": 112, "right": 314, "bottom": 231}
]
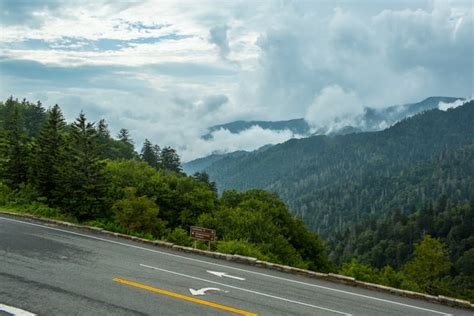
[
  {"left": 331, "top": 199, "right": 474, "bottom": 301},
  {"left": 204, "top": 101, "right": 474, "bottom": 236},
  {"left": 1, "top": 96, "right": 473, "bottom": 301},
  {"left": 0, "top": 96, "right": 330, "bottom": 272},
  {"left": 200, "top": 96, "right": 460, "bottom": 140}
]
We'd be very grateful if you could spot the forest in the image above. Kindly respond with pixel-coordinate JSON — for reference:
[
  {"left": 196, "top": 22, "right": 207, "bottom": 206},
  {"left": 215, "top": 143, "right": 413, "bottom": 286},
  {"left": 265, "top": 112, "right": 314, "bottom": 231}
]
[
  {"left": 203, "top": 101, "right": 474, "bottom": 238},
  {"left": 330, "top": 198, "right": 473, "bottom": 301},
  {"left": 0, "top": 97, "right": 472, "bottom": 301},
  {"left": 0, "top": 96, "right": 329, "bottom": 272}
]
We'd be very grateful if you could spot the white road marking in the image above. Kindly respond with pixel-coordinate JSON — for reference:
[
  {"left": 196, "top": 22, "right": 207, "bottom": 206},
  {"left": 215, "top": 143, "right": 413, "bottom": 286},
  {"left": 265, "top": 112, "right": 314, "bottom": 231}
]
[
  {"left": 141, "top": 263, "right": 351, "bottom": 315},
  {"left": 0, "top": 304, "right": 36, "bottom": 316},
  {"left": 0, "top": 216, "right": 453, "bottom": 316},
  {"left": 189, "top": 287, "right": 227, "bottom": 296},
  {"left": 207, "top": 270, "right": 246, "bottom": 281}
]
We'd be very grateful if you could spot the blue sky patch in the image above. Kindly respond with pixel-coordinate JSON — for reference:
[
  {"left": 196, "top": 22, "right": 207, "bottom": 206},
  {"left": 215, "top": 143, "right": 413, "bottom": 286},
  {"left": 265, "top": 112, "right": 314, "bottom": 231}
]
[{"left": 2, "top": 34, "right": 192, "bottom": 52}]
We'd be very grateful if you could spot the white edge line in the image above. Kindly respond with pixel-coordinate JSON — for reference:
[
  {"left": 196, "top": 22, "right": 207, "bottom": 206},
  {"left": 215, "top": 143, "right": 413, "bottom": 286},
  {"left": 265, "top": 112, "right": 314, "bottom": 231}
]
[
  {"left": 0, "top": 216, "right": 452, "bottom": 316},
  {"left": 0, "top": 303, "right": 37, "bottom": 316},
  {"left": 140, "top": 263, "right": 351, "bottom": 316}
]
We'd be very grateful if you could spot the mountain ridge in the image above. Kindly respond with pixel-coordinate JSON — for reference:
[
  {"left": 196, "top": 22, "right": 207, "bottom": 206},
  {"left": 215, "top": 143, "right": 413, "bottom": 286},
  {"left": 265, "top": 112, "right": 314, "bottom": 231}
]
[
  {"left": 201, "top": 101, "right": 474, "bottom": 236},
  {"left": 186, "top": 96, "right": 462, "bottom": 174}
]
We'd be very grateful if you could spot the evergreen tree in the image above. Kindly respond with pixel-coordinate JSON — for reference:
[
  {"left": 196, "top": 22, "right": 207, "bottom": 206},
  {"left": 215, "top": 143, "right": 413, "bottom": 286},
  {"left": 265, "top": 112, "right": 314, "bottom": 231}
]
[
  {"left": 192, "top": 171, "right": 217, "bottom": 194},
  {"left": 117, "top": 128, "right": 136, "bottom": 159},
  {"left": 24, "top": 100, "right": 46, "bottom": 137},
  {"left": 32, "top": 104, "right": 67, "bottom": 202},
  {"left": 96, "top": 119, "right": 112, "bottom": 159},
  {"left": 118, "top": 128, "right": 131, "bottom": 143},
  {"left": 58, "top": 112, "right": 107, "bottom": 220},
  {"left": 161, "top": 146, "right": 182, "bottom": 173},
  {"left": 2, "top": 103, "right": 28, "bottom": 188},
  {"left": 141, "top": 139, "right": 159, "bottom": 169},
  {"left": 153, "top": 144, "right": 162, "bottom": 167}
]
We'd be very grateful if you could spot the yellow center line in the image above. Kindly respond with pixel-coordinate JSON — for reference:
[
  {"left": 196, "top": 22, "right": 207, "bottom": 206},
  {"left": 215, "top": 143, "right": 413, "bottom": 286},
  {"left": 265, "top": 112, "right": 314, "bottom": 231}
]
[{"left": 113, "top": 278, "right": 258, "bottom": 316}]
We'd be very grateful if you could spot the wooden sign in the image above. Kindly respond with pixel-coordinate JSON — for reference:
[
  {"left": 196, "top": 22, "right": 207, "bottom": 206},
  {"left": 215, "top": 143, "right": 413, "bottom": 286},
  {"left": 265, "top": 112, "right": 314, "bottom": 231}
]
[{"left": 190, "top": 226, "right": 216, "bottom": 242}]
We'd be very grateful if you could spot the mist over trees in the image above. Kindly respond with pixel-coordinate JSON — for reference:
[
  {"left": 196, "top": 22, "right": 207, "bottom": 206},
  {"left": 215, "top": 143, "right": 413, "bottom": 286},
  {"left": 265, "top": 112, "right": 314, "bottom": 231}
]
[
  {"left": 0, "top": 96, "right": 472, "bottom": 301},
  {"left": 0, "top": 96, "right": 329, "bottom": 272}
]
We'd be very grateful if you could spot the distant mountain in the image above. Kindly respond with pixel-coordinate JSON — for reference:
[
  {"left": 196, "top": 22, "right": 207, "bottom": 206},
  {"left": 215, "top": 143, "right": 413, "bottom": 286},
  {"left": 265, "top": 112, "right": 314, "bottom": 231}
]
[
  {"left": 203, "top": 118, "right": 310, "bottom": 139},
  {"left": 202, "top": 101, "right": 474, "bottom": 236},
  {"left": 202, "top": 97, "right": 462, "bottom": 140},
  {"left": 183, "top": 151, "right": 247, "bottom": 175},
  {"left": 183, "top": 145, "right": 274, "bottom": 175},
  {"left": 187, "top": 96, "right": 463, "bottom": 177}
]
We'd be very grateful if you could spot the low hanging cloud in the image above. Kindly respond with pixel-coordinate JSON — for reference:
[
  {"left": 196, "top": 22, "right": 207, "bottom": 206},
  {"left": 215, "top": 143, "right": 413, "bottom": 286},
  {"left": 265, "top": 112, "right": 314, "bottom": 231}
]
[
  {"left": 438, "top": 98, "right": 472, "bottom": 111},
  {"left": 181, "top": 126, "right": 303, "bottom": 161},
  {"left": 0, "top": 1, "right": 472, "bottom": 162},
  {"left": 305, "top": 85, "right": 364, "bottom": 133}
]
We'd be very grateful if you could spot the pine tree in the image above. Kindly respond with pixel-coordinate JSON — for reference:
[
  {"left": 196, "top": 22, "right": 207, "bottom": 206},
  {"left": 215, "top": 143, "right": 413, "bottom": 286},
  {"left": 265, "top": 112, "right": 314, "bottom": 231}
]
[
  {"left": 59, "top": 112, "right": 107, "bottom": 220},
  {"left": 2, "top": 102, "right": 28, "bottom": 188},
  {"left": 32, "top": 104, "right": 67, "bottom": 202},
  {"left": 161, "top": 146, "right": 182, "bottom": 173},
  {"left": 117, "top": 128, "right": 136, "bottom": 159},
  {"left": 118, "top": 128, "right": 131, "bottom": 143},
  {"left": 24, "top": 100, "right": 47, "bottom": 137},
  {"left": 96, "top": 118, "right": 112, "bottom": 159},
  {"left": 141, "top": 139, "right": 159, "bottom": 169},
  {"left": 153, "top": 144, "right": 162, "bottom": 167}
]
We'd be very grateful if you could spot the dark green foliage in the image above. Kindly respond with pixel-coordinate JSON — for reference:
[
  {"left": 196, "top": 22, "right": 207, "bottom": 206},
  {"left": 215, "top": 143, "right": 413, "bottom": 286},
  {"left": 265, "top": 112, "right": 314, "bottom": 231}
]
[
  {"left": 31, "top": 104, "right": 67, "bottom": 202},
  {"left": 95, "top": 121, "right": 138, "bottom": 160},
  {"left": 166, "top": 227, "right": 192, "bottom": 246},
  {"left": 216, "top": 239, "right": 270, "bottom": 261},
  {"left": 402, "top": 235, "right": 452, "bottom": 293},
  {"left": 112, "top": 187, "right": 166, "bottom": 237},
  {"left": 198, "top": 189, "right": 330, "bottom": 271},
  {"left": 204, "top": 102, "right": 474, "bottom": 238},
  {"left": 192, "top": 172, "right": 217, "bottom": 195},
  {"left": 141, "top": 139, "right": 160, "bottom": 169},
  {"left": 5, "top": 96, "right": 472, "bottom": 301},
  {"left": 333, "top": 200, "right": 474, "bottom": 300},
  {"left": 1, "top": 100, "right": 29, "bottom": 188},
  {"left": 161, "top": 146, "right": 182, "bottom": 173},
  {"left": 113, "top": 128, "right": 137, "bottom": 160},
  {"left": 57, "top": 112, "right": 108, "bottom": 220}
]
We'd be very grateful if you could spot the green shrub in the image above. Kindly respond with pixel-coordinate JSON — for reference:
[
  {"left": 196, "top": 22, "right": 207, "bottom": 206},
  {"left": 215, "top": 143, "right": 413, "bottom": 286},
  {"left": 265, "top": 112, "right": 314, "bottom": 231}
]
[
  {"left": 112, "top": 187, "right": 166, "bottom": 237},
  {"left": 339, "top": 258, "right": 380, "bottom": 283},
  {"left": 166, "top": 227, "right": 192, "bottom": 246},
  {"left": 216, "top": 240, "right": 270, "bottom": 261},
  {"left": 26, "top": 202, "right": 64, "bottom": 218},
  {"left": 0, "top": 182, "right": 12, "bottom": 205},
  {"left": 12, "top": 183, "right": 40, "bottom": 205}
]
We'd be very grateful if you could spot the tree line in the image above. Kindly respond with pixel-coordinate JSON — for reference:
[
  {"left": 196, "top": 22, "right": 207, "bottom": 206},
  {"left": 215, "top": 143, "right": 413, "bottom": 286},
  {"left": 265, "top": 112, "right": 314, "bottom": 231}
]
[
  {"left": 202, "top": 101, "right": 474, "bottom": 238},
  {"left": 330, "top": 197, "right": 474, "bottom": 301},
  {"left": 1, "top": 96, "right": 472, "bottom": 301},
  {"left": 0, "top": 96, "right": 329, "bottom": 272}
]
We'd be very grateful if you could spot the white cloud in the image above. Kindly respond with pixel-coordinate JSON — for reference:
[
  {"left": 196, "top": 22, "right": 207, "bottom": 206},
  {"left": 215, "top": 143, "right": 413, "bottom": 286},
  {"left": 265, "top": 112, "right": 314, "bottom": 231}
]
[
  {"left": 305, "top": 85, "right": 364, "bottom": 133},
  {"left": 0, "top": 0, "right": 472, "bottom": 161},
  {"left": 181, "top": 126, "right": 303, "bottom": 161},
  {"left": 438, "top": 97, "right": 472, "bottom": 111}
]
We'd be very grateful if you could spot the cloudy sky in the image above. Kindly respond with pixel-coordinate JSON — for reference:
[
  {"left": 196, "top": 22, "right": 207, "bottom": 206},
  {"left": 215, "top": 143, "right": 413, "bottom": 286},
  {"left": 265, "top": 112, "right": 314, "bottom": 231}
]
[{"left": 0, "top": 0, "right": 472, "bottom": 161}]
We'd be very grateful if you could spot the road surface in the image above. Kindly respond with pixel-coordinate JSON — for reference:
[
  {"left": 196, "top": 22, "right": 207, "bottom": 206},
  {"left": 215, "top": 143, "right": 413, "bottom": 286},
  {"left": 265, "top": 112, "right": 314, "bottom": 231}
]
[{"left": 0, "top": 214, "right": 470, "bottom": 315}]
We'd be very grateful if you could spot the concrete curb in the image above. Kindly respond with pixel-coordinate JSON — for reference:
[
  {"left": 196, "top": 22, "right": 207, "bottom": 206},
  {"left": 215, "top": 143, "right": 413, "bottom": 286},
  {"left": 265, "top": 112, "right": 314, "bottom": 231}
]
[{"left": 1, "top": 210, "right": 473, "bottom": 311}]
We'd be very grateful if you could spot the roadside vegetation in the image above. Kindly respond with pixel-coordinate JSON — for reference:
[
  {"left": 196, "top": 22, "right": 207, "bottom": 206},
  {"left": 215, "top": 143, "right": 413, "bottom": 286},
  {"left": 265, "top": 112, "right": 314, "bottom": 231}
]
[
  {"left": 0, "top": 96, "right": 472, "bottom": 301},
  {"left": 0, "top": 96, "right": 330, "bottom": 272}
]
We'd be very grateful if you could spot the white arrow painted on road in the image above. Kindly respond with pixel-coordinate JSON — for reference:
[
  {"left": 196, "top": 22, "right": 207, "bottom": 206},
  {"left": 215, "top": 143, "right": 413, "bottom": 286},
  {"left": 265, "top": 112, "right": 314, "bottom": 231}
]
[
  {"left": 207, "top": 270, "right": 246, "bottom": 281},
  {"left": 189, "top": 287, "right": 228, "bottom": 296}
]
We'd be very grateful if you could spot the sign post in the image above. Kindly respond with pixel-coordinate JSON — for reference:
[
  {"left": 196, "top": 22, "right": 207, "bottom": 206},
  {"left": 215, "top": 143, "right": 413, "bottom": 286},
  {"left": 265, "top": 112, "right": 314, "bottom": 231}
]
[{"left": 190, "top": 226, "right": 216, "bottom": 251}]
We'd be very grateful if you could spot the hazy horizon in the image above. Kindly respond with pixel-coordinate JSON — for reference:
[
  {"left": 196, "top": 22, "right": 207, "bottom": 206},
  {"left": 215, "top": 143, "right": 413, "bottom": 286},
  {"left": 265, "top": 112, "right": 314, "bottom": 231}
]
[{"left": 1, "top": 0, "right": 472, "bottom": 160}]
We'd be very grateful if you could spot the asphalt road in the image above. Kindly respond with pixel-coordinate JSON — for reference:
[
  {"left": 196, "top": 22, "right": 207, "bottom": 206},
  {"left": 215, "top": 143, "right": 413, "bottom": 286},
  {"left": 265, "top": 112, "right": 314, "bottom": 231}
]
[{"left": 0, "top": 214, "right": 471, "bottom": 316}]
